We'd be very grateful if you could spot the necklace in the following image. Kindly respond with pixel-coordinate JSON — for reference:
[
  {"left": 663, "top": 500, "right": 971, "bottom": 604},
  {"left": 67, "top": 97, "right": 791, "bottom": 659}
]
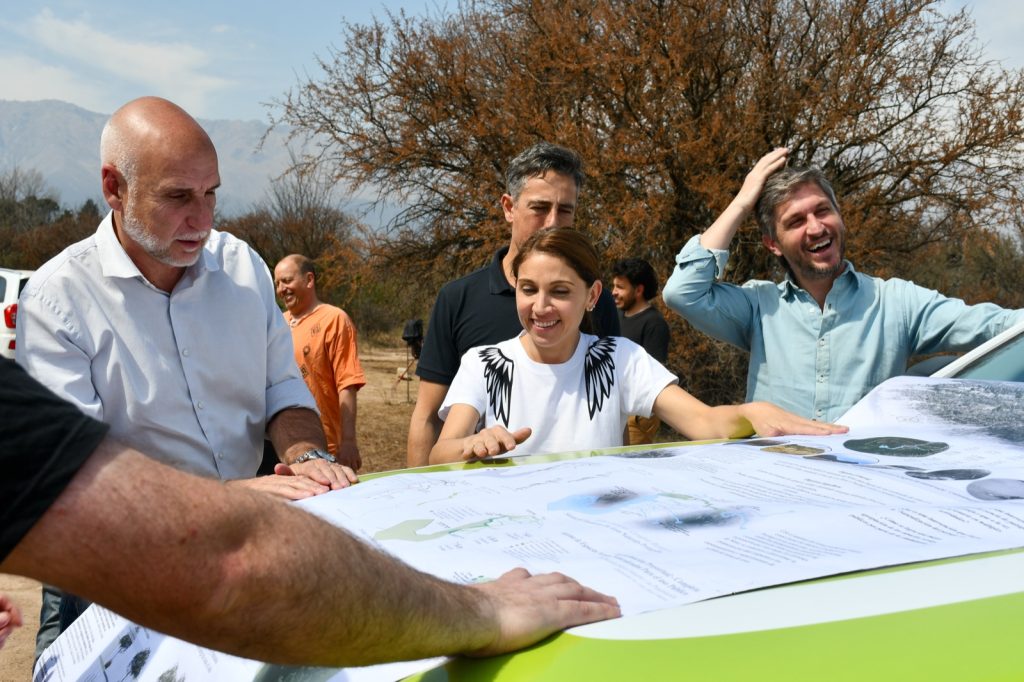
[{"left": 289, "top": 304, "right": 321, "bottom": 327}]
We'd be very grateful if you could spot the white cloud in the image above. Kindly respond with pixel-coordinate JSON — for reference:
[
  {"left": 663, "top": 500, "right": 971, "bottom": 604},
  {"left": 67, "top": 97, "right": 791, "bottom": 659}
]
[
  {"left": 0, "top": 54, "right": 112, "bottom": 113},
  {"left": 19, "top": 8, "right": 232, "bottom": 114}
]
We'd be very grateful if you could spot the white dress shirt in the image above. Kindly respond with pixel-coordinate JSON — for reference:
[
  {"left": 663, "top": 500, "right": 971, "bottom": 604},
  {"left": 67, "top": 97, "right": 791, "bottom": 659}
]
[{"left": 16, "top": 212, "right": 316, "bottom": 479}]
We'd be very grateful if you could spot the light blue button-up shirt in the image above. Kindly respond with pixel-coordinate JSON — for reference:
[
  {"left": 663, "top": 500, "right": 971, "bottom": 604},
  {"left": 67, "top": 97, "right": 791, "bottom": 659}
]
[{"left": 663, "top": 235, "right": 1024, "bottom": 422}]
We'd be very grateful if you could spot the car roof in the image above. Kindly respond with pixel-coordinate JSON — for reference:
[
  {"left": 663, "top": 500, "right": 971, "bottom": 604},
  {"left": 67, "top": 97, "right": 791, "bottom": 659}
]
[{"left": 930, "top": 319, "right": 1024, "bottom": 378}]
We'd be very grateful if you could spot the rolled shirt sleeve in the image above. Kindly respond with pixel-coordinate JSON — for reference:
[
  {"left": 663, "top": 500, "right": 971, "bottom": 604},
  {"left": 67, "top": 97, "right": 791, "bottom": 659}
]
[{"left": 663, "top": 235, "right": 759, "bottom": 351}]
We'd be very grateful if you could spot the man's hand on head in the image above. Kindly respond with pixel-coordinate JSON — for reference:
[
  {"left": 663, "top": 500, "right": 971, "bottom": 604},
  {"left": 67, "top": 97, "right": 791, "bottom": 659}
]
[{"left": 735, "top": 147, "right": 789, "bottom": 213}]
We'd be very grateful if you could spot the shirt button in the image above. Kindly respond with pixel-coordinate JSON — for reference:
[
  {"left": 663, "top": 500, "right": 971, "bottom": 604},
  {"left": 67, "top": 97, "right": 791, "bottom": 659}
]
[
  {"left": 182, "top": 348, "right": 190, "bottom": 357},
  {"left": 197, "top": 400, "right": 205, "bottom": 410},
  {"left": 216, "top": 451, "right": 224, "bottom": 460}
]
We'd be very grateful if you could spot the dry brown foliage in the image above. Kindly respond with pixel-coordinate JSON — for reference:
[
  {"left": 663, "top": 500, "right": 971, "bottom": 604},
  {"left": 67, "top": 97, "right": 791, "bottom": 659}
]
[{"left": 245, "top": 2, "right": 1024, "bottom": 402}]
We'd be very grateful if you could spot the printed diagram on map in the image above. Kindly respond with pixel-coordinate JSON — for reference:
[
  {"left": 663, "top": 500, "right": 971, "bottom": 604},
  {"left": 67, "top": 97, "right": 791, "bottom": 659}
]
[
  {"left": 297, "top": 376, "right": 1024, "bottom": 617},
  {"left": 735, "top": 376, "right": 1024, "bottom": 502}
]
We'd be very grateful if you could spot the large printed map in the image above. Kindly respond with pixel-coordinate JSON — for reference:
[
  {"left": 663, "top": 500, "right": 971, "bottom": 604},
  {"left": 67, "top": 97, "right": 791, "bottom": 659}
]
[{"left": 35, "top": 377, "right": 1024, "bottom": 681}]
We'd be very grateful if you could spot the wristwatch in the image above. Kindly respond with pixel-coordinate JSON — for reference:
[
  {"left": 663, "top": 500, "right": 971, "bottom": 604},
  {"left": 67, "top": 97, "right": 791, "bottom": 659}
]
[{"left": 293, "top": 448, "right": 337, "bottom": 464}]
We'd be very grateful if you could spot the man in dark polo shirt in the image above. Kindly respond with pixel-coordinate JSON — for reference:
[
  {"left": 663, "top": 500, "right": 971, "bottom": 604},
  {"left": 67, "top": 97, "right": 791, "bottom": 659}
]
[
  {"left": 407, "top": 143, "right": 620, "bottom": 466},
  {"left": 0, "top": 359, "right": 618, "bottom": 666}
]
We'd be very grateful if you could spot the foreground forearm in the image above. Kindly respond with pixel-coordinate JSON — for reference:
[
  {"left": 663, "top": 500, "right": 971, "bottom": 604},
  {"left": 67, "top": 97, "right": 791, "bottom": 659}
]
[{"left": 4, "top": 442, "right": 497, "bottom": 666}]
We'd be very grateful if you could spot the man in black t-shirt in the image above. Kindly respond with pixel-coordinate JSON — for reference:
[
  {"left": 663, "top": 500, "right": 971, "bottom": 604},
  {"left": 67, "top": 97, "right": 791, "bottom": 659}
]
[
  {"left": 611, "top": 258, "right": 672, "bottom": 445},
  {"left": 0, "top": 359, "right": 618, "bottom": 666},
  {"left": 407, "top": 143, "right": 620, "bottom": 466}
]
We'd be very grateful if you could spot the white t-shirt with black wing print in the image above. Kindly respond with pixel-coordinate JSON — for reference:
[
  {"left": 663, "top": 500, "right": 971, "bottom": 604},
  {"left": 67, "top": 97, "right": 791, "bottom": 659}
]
[{"left": 442, "top": 332, "right": 677, "bottom": 456}]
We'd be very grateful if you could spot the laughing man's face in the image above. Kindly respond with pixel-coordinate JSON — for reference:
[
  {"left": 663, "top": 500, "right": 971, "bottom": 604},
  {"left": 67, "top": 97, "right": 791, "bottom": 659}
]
[{"left": 762, "top": 183, "right": 846, "bottom": 285}]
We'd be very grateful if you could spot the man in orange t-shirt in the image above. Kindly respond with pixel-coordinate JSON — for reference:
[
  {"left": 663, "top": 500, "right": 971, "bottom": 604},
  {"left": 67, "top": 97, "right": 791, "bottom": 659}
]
[{"left": 275, "top": 255, "right": 366, "bottom": 470}]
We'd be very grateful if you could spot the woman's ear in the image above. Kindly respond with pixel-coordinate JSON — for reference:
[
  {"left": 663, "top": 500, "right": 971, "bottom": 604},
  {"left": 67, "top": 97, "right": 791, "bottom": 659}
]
[{"left": 587, "top": 279, "right": 603, "bottom": 312}]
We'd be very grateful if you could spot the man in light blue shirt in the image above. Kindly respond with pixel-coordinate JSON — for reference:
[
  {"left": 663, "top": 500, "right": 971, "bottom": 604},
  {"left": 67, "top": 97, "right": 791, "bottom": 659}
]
[{"left": 663, "top": 147, "right": 1024, "bottom": 423}]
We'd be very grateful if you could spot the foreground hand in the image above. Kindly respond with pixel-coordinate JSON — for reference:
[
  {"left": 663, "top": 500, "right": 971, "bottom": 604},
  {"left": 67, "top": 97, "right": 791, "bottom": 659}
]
[
  {"left": 466, "top": 568, "right": 620, "bottom": 657},
  {"left": 0, "top": 594, "right": 23, "bottom": 650},
  {"left": 463, "top": 426, "right": 532, "bottom": 460},
  {"left": 230, "top": 474, "right": 329, "bottom": 500},
  {"left": 279, "top": 459, "right": 359, "bottom": 490},
  {"left": 742, "top": 402, "right": 848, "bottom": 437}
]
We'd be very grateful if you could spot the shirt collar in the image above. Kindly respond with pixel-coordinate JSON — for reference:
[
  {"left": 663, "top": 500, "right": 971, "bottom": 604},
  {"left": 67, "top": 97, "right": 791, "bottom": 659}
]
[
  {"left": 96, "top": 211, "right": 144, "bottom": 280},
  {"left": 96, "top": 211, "right": 220, "bottom": 284},
  {"left": 488, "top": 245, "right": 514, "bottom": 294},
  {"left": 777, "top": 259, "right": 858, "bottom": 298}
]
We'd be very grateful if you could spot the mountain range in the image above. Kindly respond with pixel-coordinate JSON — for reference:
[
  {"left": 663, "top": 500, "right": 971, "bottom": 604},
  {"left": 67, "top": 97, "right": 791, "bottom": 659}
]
[{"left": 0, "top": 99, "right": 294, "bottom": 215}]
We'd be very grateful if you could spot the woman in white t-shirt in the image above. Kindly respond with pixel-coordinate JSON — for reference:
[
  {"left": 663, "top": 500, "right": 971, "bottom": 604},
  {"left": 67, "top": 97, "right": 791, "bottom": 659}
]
[{"left": 430, "top": 228, "right": 845, "bottom": 463}]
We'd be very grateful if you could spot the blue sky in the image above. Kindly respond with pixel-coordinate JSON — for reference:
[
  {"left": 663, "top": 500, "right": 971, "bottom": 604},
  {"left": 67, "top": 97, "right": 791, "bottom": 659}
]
[
  {"left": 0, "top": 1, "right": 1019, "bottom": 123},
  {"left": 0, "top": 1, "right": 437, "bottom": 121}
]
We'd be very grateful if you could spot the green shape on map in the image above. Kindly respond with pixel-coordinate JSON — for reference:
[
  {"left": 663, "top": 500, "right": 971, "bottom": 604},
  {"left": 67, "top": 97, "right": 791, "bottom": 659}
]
[
  {"left": 375, "top": 519, "right": 443, "bottom": 541},
  {"left": 375, "top": 516, "right": 531, "bottom": 542},
  {"left": 844, "top": 436, "right": 949, "bottom": 457}
]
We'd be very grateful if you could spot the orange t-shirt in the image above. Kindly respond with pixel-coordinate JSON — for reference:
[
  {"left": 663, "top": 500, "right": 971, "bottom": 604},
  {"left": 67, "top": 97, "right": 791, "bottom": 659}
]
[{"left": 285, "top": 304, "right": 366, "bottom": 455}]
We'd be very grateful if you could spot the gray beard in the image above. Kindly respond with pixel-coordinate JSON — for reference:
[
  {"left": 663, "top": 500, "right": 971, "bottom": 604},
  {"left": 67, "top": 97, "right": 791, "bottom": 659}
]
[{"left": 121, "top": 205, "right": 204, "bottom": 268}]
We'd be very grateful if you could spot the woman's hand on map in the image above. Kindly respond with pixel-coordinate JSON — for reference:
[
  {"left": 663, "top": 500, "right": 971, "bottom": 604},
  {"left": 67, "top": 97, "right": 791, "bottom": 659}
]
[
  {"left": 463, "top": 426, "right": 533, "bottom": 460},
  {"left": 740, "top": 402, "right": 848, "bottom": 437}
]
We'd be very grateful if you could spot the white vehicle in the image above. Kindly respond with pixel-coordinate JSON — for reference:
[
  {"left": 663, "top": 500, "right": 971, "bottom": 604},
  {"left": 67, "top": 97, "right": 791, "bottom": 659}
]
[
  {"left": 930, "top": 319, "right": 1024, "bottom": 381},
  {"left": 0, "top": 267, "right": 33, "bottom": 360}
]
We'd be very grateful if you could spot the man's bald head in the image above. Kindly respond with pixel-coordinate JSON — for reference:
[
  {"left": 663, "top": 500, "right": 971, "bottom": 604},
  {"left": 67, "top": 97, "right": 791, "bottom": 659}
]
[
  {"left": 98, "top": 97, "right": 221, "bottom": 290},
  {"left": 100, "top": 97, "right": 216, "bottom": 185},
  {"left": 280, "top": 254, "right": 317, "bottom": 280}
]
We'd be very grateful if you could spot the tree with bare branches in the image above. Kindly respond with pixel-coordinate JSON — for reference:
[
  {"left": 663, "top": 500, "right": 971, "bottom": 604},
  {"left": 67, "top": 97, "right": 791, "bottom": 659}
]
[{"left": 275, "top": 0, "right": 1024, "bottom": 405}]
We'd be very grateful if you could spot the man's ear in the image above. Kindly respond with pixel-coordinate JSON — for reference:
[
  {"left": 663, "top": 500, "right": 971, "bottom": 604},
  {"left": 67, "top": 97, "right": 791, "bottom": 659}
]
[
  {"left": 101, "top": 165, "right": 126, "bottom": 212},
  {"left": 500, "top": 193, "right": 515, "bottom": 223},
  {"left": 635, "top": 282, "right": 645, "bottom": 300},
  {"left": 762, "top": 233, "right": 783, "bottom": 257}
]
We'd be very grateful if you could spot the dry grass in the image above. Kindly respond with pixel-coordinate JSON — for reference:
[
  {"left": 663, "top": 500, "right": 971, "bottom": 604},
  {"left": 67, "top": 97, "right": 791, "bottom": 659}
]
[{"left": 354, "top": 343, "right": 419, "bottom": 472}]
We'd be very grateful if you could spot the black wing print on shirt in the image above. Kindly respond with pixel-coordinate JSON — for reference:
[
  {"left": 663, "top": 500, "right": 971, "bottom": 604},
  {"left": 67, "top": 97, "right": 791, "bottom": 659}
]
[
  {"left": 584, "top": 337, "right": 617, "bottom": 419},
  {"left": 480, "top": 346, "right": 514, "bottom": 426}
]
